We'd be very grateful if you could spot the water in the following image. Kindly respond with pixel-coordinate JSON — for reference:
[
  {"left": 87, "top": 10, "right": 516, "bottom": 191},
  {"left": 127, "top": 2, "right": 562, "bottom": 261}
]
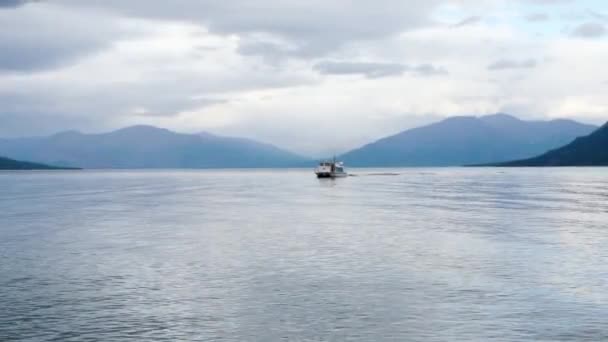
[{"left": 1, "top": 168, "right": 608, "bottom": 341}]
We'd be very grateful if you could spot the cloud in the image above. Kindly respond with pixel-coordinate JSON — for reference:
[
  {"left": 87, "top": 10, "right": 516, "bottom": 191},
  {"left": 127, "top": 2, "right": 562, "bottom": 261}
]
[
  {"left": 313, "top": 61, "right": 447, "bottom": 79},
  {"left": 488, "top": 59, "right": 538, "bottom": 70},
  {"left": 313, "top": 61, "right": 407, "bottom": 78},
  {"left": 0, "top": 3, "right": 137, "bottom": 72},
  {"left": 588, "top": 10, "right": 608, "bottom": 21},
  {"left": 452, "top": 16, "right": 482, "bottom": 28},
  {"left": 525, "top": 13, "right": 549, "bottom": 22},
  {"left": 0, "top": 0, "right": 33, "bottom": 8},
  {"left": 0, "top": 19, "right": 316, "bottom": 137},
  {"left": 571, "top": 22, "right": 607, "bottom": 38},
  {"left": 236, "top": 38, "right": 296, "bottom": 65},
  {"left": 131, "top": 98, "right": 229, "bottom": 117},
  {"left": 55, "top": 0, "right": 445, "bottom": 60},
  {"left": 409, "top": 64, "right": 449, "bottom": 76}
]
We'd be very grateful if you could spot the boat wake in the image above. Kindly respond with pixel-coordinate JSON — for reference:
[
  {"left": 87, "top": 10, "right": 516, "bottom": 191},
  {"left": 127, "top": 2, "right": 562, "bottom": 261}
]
[{"left": 349, "top": 173, "right": 401, "bottom": 177}]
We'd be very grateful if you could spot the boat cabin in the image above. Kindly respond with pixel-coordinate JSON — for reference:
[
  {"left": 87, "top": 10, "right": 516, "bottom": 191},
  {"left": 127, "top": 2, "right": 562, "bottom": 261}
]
[{"left": 314, "top": 160, "right": 347, "bottom": 178}]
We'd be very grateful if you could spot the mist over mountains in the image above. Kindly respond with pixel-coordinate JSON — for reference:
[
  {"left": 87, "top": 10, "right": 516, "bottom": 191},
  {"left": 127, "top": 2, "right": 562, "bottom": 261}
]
[{"left": 0, "top": 114, "right": 599, "bottom": 169}]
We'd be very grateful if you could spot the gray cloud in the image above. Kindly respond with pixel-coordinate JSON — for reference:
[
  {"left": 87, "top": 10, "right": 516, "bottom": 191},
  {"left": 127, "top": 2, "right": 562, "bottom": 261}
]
[
  {"left": 0, "top": 0, "right": 34, "bottom": 8},
  {"left": 452, "top": 16, "right": 482, "bottom": 28},
  {"left": 236, "top": 39, "right": 295, "bottom": 66},
  {"left": 488, "top": 59, "right": 537, "bottom": 70},
  {"left": 0, "top": 3, "right": 136, "bottom": 72},
  {"left": 314, "top": 61, "right": 446, "bottom": 79},
  {"left": 314, "top": 61, "right": 407, "bottom": 78},
  {"left": 409, "top": 64, "right": 449, "bottom": 76},
  {"left": 572, "top": 22, "right": 607, "bottom": 38},
  {"left": 525, "top": 13, "right": 549, "bottom": 22},
  {"left": 56, "top": 0, "right": 444, "bottom": 60}
]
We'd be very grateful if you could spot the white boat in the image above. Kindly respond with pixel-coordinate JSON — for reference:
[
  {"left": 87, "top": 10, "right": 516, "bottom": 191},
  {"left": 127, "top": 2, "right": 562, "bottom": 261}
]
[{"left": 314, "top": 158, "right": 348, "bottom": 178}]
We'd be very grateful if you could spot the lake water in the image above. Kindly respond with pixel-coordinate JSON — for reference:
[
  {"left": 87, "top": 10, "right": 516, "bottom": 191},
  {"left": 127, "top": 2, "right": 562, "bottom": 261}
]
[{"left": 1, "top": 168, "right": 607, "bottom": 341}]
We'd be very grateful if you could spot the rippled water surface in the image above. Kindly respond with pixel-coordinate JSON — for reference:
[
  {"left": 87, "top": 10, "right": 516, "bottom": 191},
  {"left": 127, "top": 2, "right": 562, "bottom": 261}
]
[{"left": 1, "top": 168, "right": 608, "bottom": 341}]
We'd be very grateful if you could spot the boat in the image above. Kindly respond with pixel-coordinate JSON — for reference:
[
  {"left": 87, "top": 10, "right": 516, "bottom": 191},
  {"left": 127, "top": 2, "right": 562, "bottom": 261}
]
[{"left": 314, "top": 158, "right": 348, "bottom": 178}]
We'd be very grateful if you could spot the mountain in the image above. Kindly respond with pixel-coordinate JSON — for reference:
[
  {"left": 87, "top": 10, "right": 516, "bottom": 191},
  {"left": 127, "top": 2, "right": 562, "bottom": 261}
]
[
  {"left": 340, "top": 113, "right": 597, "bottom": 167},
  {"left": 0, "top": 126, "right": 310, "bottom": 169},
  {"left": 0, "top": 156, "right": 77, "bottom": 170},
  {"left": 490, "top": 122, "right": 608, "bottom": 166}
]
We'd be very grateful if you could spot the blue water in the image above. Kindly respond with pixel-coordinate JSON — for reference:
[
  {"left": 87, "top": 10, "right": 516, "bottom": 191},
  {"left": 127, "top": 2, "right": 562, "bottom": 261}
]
[{"left": 1, "top": 168, "right": 607, "bottom": 341}]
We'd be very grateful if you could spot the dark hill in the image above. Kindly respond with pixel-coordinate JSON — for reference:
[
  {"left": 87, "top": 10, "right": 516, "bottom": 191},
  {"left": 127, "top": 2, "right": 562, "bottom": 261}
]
[
  {"left": 491, "top": 122, "right": 608, "bottom": 166},
  {"left": 0, "top": 156, "right": 78, "bottom": 170}
]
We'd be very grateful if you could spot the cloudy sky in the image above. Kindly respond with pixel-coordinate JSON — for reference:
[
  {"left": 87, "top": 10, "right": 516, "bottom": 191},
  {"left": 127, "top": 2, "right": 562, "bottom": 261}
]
[{"left": 1, "top": 0, "right": 607, "bottom": 156}]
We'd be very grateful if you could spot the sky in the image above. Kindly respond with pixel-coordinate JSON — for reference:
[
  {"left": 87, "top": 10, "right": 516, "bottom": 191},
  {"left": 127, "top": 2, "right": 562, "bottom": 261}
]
[{"left": 1, "top": 0, "right": 607, "bottom": 156}]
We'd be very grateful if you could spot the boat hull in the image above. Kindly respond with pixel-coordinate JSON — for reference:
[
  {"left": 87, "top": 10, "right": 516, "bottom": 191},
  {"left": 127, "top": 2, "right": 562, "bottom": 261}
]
[{"left": 316, "top": 172, "right": 348, "bottom": 179}]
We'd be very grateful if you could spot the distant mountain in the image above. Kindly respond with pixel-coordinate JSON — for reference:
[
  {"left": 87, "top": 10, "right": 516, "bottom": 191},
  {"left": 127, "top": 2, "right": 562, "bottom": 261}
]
[
  {"left": 0, "top": 156, "right": 77, "bottom": 170},
  {"left": 0, "top": 125, "right": 310, "bottom": 169},
  {"left": 491, "top": 122, "right": 608, "bottom": 166},
  {"left": 340, "top": 113, "right": 597, "bottom": 167}
]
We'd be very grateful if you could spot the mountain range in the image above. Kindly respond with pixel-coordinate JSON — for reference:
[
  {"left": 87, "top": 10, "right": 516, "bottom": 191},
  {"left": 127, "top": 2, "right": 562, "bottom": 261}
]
[
  {"left": 340, "top": 114, "right": 597, "bottom": 167},
  {"left": 0, "top": 114, "right": 600, "bottom": 169},
  {"left": 0, "top": 156, "right": 77, "bottom": 170},
  {"left": 0, "top": 126, "right": 310, "bottom": 169},
  {"left": 491, "top": 122, "right": 608, "bottom": 166}
]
